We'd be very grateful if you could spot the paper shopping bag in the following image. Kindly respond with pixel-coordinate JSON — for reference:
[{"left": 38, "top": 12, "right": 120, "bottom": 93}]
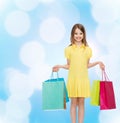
[
  {"left": 90, "top": 80, "right": 100, "bottom": 106},
  {"left": 42, "top": 81, "right": 64, "bottom": 110},
  {"left": 42, "top": 72, "right": 69, "bottom": 110},
  {"left": 100, "top": 71, "right": 116, "bottom": 110}
]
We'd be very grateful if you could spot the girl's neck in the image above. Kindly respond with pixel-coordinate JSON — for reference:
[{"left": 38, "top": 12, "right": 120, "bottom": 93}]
[{"left": 75, "top": 41, "right": 83, "bottom": 46}]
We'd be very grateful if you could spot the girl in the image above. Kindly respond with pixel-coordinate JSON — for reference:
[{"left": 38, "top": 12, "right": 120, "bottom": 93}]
[{"left": 52, "top": 23, "right": 105, "bottom": 123}]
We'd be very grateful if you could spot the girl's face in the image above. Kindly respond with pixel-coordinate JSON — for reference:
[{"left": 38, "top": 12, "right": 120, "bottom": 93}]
[{"left": 73, "top": 28, "right": 84, "bottom": 43}]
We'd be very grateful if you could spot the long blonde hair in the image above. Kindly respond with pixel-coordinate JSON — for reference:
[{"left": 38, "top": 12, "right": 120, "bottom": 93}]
[{"left": 70, "top": 23, "right": 88, "bottom": 46}]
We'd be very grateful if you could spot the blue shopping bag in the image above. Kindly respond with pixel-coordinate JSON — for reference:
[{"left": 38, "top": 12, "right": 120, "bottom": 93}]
[{"left": 42, "top": 72, "right": 69, "bottom": 110}]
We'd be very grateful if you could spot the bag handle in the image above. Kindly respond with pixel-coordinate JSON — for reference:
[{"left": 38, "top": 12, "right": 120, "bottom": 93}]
[
  {"left": 51, "top": 71, "right": 59, "bottom": 79},
  {"left": 102, "top": 70, "right": 109, "bottom": 81}
]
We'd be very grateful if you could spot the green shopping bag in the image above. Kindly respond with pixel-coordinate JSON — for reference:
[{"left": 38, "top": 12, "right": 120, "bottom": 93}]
[
  {"left": 42, "top": 72, "right": 69, "bottom": 110},
  {"left": 90, "top": 80, "right": 100, "bottom": 106}
]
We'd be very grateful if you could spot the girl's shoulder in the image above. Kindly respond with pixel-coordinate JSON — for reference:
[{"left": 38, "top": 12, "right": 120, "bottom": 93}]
[
  {"left": 85, "top": 46, "right": 92, "bottom": 54},
  {"left": 64, "top": 45, "right": 73, "bottom": 54}
]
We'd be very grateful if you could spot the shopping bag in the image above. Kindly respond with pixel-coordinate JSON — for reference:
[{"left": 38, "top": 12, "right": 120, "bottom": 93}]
[
  {"left": 100, "top": 70, "right": 116, "bottom": 110},
  {"left": 42, "top": 72, "right": 69, "bottom": 110},
  {"left": 90, "top": 80, "right": 100, "bottom": 106}
]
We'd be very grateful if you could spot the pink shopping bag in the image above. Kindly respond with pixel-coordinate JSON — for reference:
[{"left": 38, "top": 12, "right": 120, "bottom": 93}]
[{"left": 100, "top": 70, "right": 116, "bottom": 110}]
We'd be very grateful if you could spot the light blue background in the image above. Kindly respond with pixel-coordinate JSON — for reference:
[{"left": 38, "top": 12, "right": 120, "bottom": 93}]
[{"left": 0, "top": 0, "right": 120, "bottom": 123}]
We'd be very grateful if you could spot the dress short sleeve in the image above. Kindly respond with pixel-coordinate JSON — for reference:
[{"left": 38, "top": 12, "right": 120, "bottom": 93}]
[
  {"left": 87, "top": 47, "right": 92, "bottom": 59},
  {"left": 64, "top": 46, "right": 70, "bottom": 59}
]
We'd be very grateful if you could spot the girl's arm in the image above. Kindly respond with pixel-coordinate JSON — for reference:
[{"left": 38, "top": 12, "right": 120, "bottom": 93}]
[
  {"left": 52, "top": 59, "right": 70, "bottom": 72},
  {"left": 88, "top": 60, "right": 105, "bottom": 70}
]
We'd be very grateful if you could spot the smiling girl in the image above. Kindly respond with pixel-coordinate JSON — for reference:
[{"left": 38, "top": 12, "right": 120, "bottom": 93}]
[{"left": 53, "top": 23, "right": 105, "bottom": 123}]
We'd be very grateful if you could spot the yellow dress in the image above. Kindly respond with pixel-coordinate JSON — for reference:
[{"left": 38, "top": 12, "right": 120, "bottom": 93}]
[{"left": 64, "top": 44, "right": 92, "bottom": 97}]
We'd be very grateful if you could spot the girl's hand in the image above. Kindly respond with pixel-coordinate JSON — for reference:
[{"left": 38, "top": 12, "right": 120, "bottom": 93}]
[
  {"left": 52, "top": 65, "right": 61, "bottom": 72},
  {"left": 99, "top": 62, "right": 105, "bottom": 70}
]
